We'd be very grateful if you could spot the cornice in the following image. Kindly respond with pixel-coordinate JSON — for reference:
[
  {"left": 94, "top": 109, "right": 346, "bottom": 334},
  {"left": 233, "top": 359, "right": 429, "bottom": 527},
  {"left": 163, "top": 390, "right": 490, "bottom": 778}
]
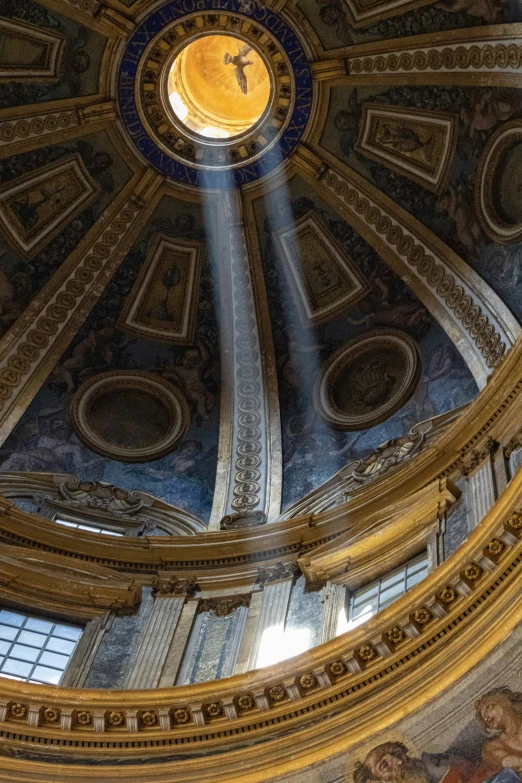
[
  {"left": 1, "top": 337, "right": 522, "bottom": 579},
  {"left": 0, "top": 468, "right": 520, "bottom": 779}
]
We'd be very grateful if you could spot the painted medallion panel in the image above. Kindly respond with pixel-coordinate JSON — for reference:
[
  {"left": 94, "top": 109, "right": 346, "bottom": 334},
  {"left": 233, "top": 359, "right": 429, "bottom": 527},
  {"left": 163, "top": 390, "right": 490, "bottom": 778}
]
[
  {"left": 117, "top": 233, "right": 203, "bottom": 344},
  {"left": 0, "top": 16, "right": 65, "bottom": 81},
  {"left": 0, "top": 154, "right": 101, "bottom": 258},
  {"left": 355, "top": 103, "right": 458, "bottom": 194},
  {"left": 274, "top": 211, "right": 370, "bottom": 326},
  {"left": 0, "top": 0, "right": 106, "bottom": 108}
]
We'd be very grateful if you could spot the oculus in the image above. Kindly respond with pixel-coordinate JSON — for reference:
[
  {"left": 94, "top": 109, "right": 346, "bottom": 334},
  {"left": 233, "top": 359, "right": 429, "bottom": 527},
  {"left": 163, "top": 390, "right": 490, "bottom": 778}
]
[
  {"left": 168, "top": 34, "right": 271, "bottom": 139},
  {"left": 314, "top": 330, "right": 420, "bottom": 430},
  {"left": 355, "top": 103, "right": 458, "bottom": 195},
  {"left": 117, "top": 0, "right": 312, "bottom": 187},
  {"left": 274, "top": 211, "right": 370, "bottom": 326},
  {"left": 71, "top": 371, "right": 190, "bottom": 463},
  {"left": 117, "top": 233, "right": 203, "bottom": 344},
  {"left": 476, "top": 121, "right": 522, "bottom": 244},
  {"left": 0, "top": 155, "right": 100, "bottom": 259}
]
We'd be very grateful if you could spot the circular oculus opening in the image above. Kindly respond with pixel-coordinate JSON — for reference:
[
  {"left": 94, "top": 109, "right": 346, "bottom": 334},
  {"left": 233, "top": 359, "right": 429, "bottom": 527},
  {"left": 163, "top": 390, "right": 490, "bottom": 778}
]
[{"left": 168, "top": 34, "right": 271, "bottom": 139}]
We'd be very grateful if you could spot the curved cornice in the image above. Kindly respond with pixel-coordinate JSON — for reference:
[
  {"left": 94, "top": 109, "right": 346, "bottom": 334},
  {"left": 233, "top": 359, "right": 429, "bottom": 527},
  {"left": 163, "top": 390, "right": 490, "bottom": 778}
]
[
  {"left": 1, "top": 337, "right": 522, "bottom": 580},
  {"left": 0, "top": 464, "right": 520, "bottom": 780}
]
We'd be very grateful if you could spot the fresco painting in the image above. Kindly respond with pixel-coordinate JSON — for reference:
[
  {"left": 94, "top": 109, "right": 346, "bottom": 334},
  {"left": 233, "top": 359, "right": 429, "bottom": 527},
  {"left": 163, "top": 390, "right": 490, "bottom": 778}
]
[
  {"left": 254, "top": 175, "right": 478, "bottom": 509},
  {"left": 0, "top": 133, "right": 132, "bottom": 340},
  {"left": 0, "top": 196, "right": 220, "bottom": 523},
  {"left": 297, "top": 0, "right": 522, "bottom": 52},
  {"left": 320, "top": 84, "right": 522, "bottom": 324},
  {"left": 0, "top": 0, "right": 106, "bottom": 109}
]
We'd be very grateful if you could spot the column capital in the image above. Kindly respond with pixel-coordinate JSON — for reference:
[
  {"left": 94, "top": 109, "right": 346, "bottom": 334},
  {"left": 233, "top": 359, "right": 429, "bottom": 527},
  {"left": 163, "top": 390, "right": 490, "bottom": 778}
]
[
  {"left": 151, "top": 575, "right": 197, "bottom": 598},
  {"left": 256, "top": 563, "right": 301, "bottom": 587}
]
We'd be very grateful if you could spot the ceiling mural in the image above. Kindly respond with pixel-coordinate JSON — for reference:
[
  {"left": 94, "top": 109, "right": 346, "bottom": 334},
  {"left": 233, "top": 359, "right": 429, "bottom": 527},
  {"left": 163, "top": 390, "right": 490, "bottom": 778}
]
[
  {"left": 295, "top": 0, "right": 522, "bottom": 51},
  {"left": 0, "top": 0, "right": 518, "bottom": 522},
  {"left": 320, "top": 84, "right": 522, "bottom": 322},
  {"left": 0, "top": 194, "right": 220, "bottom": 522},
  {"left": 252, "top": 174, "right": 478, "bottom": 508},
  {"left": 0, "top": 133, "right": 132, "bottom": 341},
  {"left": 0, "top": 0, "right": 106, "bottom": 109}
]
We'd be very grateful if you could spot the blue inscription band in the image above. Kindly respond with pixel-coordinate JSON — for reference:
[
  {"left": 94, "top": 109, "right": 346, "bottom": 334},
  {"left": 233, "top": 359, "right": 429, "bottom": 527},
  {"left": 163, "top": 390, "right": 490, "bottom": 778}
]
[{"left": 117, "top": 0, "right": 313, "bottom": 188}]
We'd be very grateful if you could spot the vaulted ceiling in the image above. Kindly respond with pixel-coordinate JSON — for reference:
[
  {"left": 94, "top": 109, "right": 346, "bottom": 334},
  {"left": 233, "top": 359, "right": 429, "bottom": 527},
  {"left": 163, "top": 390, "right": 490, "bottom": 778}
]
[{"left": 0, "top": 0, "right": 521, "bottom": 527}]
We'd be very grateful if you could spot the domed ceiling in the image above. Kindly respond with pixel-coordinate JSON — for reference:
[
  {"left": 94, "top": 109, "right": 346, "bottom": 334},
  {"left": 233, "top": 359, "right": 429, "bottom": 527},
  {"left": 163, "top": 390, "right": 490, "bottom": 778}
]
[{"left": 0, "top": 0, "right": 520, "bottom": 527}]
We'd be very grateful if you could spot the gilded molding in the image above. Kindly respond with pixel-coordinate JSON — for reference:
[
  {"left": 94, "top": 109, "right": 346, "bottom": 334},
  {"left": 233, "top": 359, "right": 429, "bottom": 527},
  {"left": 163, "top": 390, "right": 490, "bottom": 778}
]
[
  {"left": 0, "top": 100, "right": 116, "bottom": 159},
  {"left": 293, "top": 144, "right": 520, "bottom": 388},
  {"left": 0, "top": 170, "right": 163, "bottom": 444},
  {"left": 0, "top": 543, "right": 140, "bottom": 619},
  {"left": 313, "top": 25, "right": 522, "bottom": 87},
  {"left": 0, "top": 474, "right": 520, "bottom": 776}
]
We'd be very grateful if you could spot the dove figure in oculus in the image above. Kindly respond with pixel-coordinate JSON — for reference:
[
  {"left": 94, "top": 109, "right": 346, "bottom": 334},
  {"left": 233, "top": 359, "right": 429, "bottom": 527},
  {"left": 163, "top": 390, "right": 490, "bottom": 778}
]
[{"left": 223, "top": 44, "right": 253, "bottom": 95}]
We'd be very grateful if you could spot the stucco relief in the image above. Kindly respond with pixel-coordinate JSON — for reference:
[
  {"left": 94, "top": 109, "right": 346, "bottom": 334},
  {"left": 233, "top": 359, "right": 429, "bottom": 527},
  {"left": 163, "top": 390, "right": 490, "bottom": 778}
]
[{"left": 314, "top": 330, "right": 420, "bottom": 430}]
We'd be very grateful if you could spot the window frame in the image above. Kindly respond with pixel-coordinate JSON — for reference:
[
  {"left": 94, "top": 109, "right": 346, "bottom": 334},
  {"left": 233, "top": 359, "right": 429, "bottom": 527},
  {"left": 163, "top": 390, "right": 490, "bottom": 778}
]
[
  {"left": 347, "top": 552, "right": 429, "bottom": 627},
  {"left": 0, "top": 608, "right": 83, "bottom": 686}
]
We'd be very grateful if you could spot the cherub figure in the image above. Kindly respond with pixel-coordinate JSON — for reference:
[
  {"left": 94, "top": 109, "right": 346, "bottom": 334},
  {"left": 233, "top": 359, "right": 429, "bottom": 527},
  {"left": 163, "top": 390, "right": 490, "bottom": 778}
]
[
  {"left": 435, "top": 0, "right": 507, "bottom": 24},
  {"left": 436, "top": 181, "right": 482, "bottom": 257},
  {"left": 159, "top": 338, "right": 217, "bottom": 421},
  {"left": 53, "top": 326, "right": 116, "bottom": 393},
  {"left": 460, "top": 89, "right": 522, "bottom": 136}
]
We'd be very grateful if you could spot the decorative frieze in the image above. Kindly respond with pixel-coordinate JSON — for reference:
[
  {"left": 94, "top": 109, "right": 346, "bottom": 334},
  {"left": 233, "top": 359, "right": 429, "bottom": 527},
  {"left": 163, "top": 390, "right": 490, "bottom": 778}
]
[
  {"left": 340, "top": 26, "right": 522, "bottom": 87},
  {"left": 0, "top": 101, "right": 116, "bottom": 158}
]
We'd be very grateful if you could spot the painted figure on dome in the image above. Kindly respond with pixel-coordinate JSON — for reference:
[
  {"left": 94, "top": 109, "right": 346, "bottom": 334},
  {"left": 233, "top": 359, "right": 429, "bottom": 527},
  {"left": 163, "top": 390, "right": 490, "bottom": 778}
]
[{"left": 352, "top": 689, "right": 522, "bottom": 783}]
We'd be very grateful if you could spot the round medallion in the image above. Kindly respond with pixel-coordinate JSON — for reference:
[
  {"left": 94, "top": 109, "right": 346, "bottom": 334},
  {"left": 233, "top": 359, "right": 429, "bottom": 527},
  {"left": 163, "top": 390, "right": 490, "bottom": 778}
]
[
  {"left": 476, "top": 120, "right": 522, "bottom": 244},
  {"left": 117, "top": 0, "right": 313, "bottom": 187},
  {"left": 71, "top": 371, "right": 189, "bottom": 462},
  {"left": 314, "top": 330, "right": 420, "bottom": 431}
]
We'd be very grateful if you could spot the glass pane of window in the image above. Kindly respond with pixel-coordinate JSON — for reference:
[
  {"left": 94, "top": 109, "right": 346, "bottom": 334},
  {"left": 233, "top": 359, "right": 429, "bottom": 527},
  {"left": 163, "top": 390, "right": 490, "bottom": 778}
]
[
  {"left": 352, "top": 584, "right": 379, "bottom": 606},
  {"left": 10, "top": 644, "right": 39, "bottom": 662},
  {"left": 39, "top": 651, "right": 68, "bottom": 670},
  {"left": 78, "top": 524, "right": 100, "bottom": 533},
  {"left": 406, "top": 567, "right": 428, "bottom": 590},
  {"left": 0, "top": 640, "right": 11, "bottom": 656},
  {"left": 25, "top": 617, "right": 53, "bottom": 634},
  {"left": 55, "top": 519, "right": 77, "bottom": 528},
  {"left": 53, "top": 625, "right": 81, "bottom": 641},
  {"left": 351, "top": 596, "right": 378, "bottom": 621},
  {"left": 2, "top": 659, "right": 32, "bottom": 677},
  {"left": 0, "top": 609, "right": 81, "bottom": 684},
  {"left": 379, "top": 569, "right": 405, "bottom": 591},
  {"left": 379, "top": 581, "right": 405, "bottom": 607},
  {"left": 0, "top": 625, "right": 18, "bottom": 641},
  {"left": 45, "top": 637, "right": 75, "bottom": 655},
  {"left": 18, "top": 630, "right": 47, "bottom": 647},
  {"left": 0, "top": 610, "right": 24, "bottom": 627},
  {"left": 32, "top": 665, "right": 62, "bottom": 684},
  {"left": 349, "top": 553, "right": 428, "bottom": 625}
]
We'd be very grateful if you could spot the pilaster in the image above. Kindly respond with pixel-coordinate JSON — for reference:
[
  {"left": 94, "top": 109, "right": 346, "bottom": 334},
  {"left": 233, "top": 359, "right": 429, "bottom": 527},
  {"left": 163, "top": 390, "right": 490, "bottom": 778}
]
[
  {"left": 126, "top": 576, "right": 195, "bottom": 690},
  {"left": 320, "top": 582, "right": 347, "bottom": 643}
]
